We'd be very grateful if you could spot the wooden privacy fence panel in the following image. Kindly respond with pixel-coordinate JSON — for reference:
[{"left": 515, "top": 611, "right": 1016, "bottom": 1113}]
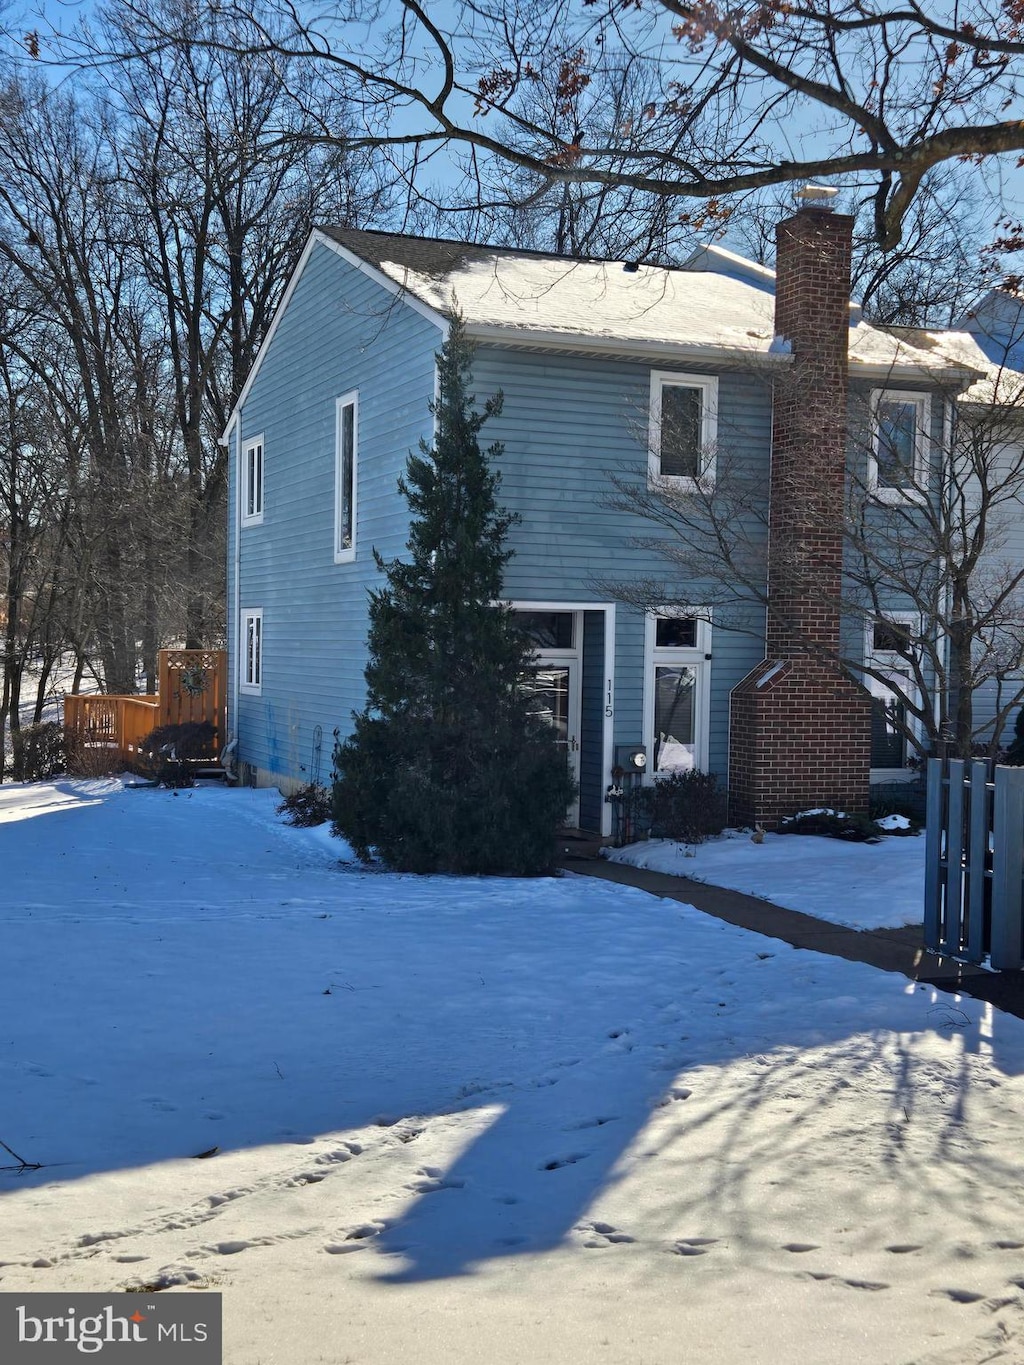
[
  {"left": 158, "top": 649, "right": 227, "bottom": 746},
  {"left": 925, "top": 757, "right": 1024, "bottom": 970}
]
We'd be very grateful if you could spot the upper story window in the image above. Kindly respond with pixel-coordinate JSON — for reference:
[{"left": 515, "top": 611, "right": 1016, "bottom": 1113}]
[
  {"left": 334, "top": 392, "right": 358, "bottom": 563},
  {"left": 870, "top": 391, "right": 930, "bottom": 500},
  {"left": 241, "top": 435, "right": 264, "bottom": 526},
  {"left": 240, "top": 608, "right": 263, "bottom": 694},
  {"left": 649, "top": 372, "right": 718, "bottom": 487}
]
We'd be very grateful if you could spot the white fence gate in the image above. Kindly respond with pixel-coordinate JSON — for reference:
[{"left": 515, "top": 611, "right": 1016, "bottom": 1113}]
[{"left": 924, "top": 757, "right": 1024, "bottom": 969}]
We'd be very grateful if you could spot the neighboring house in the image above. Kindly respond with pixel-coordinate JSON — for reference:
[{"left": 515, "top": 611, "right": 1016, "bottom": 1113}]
[{"left": 222, "top": 203, "right": 1001, "bottom": 834}]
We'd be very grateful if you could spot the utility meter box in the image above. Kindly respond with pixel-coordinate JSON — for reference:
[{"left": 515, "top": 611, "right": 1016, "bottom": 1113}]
[{"left": 615, "top": 744, "right": 648, "bottom": 773}]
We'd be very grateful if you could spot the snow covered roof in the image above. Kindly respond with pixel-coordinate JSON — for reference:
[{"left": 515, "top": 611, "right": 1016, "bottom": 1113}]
[{"left": 322, "top": 227, "right": 979, "bottom": 382}]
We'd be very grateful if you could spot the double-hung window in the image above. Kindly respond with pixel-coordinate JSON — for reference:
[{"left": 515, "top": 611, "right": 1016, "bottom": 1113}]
[
  {"left": 870, "top": 391, "right": 929, "bottom": 500},
  {"left": 241, "top": 436, "right": 264, "bottom": 526},
  {"left": 241, "top": 609, "right": 263, "bottom": 694},
  {"left": 649, "top": 372, "right": 718, "bottom": 487},
  {"left": 645, "top": 612, "right": 711, "bottom": 774},
  {"left": 334, "top": 392, "right": 358, "bottom": 562}
]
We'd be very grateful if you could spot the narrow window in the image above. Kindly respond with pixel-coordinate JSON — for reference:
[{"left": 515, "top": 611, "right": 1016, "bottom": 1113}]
[
  {"left": 241, "top": 609, "right": 263, "bottom": 693},
  {"left": 866, "top": 615, "right": 918, "bottom": 768},
  {"left": 649, "top": 373, "right": 718, "bottom": 486},
  {"left": 871, "top": 392, "right": 929, "bottom": 497},
  {"left": 242, "top": 436, "right": 264, "bottom": 526},
  {"left": 334, "top": 392, "right": 358, "bottom": 562}
]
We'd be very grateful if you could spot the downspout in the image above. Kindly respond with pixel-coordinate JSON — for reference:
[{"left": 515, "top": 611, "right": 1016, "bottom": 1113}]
[{"left": 220, "top": 412, "right": 241, "bottom": 781}]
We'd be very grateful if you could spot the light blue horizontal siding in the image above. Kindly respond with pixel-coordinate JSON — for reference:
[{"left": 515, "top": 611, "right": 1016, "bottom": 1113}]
[
  {"left": 231, "top": 241, "right": 443, "bottom": 780},
  {"left": 469, "top": 347, "right": 769, "bottom": 783}
]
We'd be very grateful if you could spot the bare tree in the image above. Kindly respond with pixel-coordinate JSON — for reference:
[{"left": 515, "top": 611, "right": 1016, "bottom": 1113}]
[
  {"left": 102, "top": 0, "right": 389, "bottom": 646},
  {"left": 30, "top": 0, "right": 1024, "bottom": 251},
  {"left": 0, "top": 75, "right": 159, "bottom": 693}
]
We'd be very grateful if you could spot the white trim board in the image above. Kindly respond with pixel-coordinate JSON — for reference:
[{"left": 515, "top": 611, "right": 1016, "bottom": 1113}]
[{"left": 508, "top": 600, "right": 617, "bottom": 838}]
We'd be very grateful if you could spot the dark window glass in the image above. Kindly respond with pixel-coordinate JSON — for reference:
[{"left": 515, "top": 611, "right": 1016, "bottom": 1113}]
[
  {"left": 873, "top": 621, "right": 912, "bottom": 654},
  {"left": 876, "top": 400, "right": 917, "bottom": 488},
  {"left": 338, "top": 402, "right": 355, "bottom": 551},
  {"left": 656, "top": 617, "right": 697, "bottom": 649},
  {"left": 660, "top": 384, "right": 703, "bottom": 478},
  {"left": 515, "top": 611, "right": 574, "bottom": 650}
]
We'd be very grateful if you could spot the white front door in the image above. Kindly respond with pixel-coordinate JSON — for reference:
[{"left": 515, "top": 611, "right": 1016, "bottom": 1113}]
[{"left": 523, "top": 658, "right": 581, "bottom": 827}]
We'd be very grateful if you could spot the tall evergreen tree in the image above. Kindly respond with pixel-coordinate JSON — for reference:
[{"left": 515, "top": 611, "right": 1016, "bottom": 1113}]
[{"left": 332, "top": 317, "right": 574, "bottom": 874}]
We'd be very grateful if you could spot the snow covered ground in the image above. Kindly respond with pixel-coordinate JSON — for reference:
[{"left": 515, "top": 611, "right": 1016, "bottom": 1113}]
[
  {"left": 3, "top": 780, "right": 1024, "bottom": 1365},
  {"left": 608, "top": 828, "right": 926, "bottom": 930}
]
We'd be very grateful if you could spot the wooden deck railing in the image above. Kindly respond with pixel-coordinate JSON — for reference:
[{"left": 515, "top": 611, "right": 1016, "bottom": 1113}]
[
  {"left": 64, "top": 649, "right": 227, "bottom": 771},
  {"left": 64, "top": 694, "right": 160, "bottom": 767}
]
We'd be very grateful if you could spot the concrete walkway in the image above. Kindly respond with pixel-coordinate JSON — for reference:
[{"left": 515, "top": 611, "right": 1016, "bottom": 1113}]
[{"left": 557, "top": 838, "right": 1024, "bottom": 1021}]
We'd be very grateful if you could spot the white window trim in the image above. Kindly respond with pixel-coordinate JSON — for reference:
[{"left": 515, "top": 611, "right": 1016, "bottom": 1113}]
[
  {"left": 334, "top": 390, "right": 358, "bottom": 564},
  {"left": 864, "top": 611, "right": 920, "bottom": 772},
  {"left": 240, "top": 608, "right": 263, "bottom": 695},
  {"left": 241, "top": 434, "right": 264, "bottom": 527},
  {"left": 648, "top": 371, "right": 719, "bottom": 489},
  {"left": 869, "top": 390, "right": 930, "bottom": 503},
  {"left": 643, "top": 609, "right": 712, "bottom": 778}
]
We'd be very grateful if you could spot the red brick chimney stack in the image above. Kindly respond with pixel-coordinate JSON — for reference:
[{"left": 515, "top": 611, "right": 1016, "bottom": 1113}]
[{"left": 728, "top": 199, "right": 872, "bottom": 828}]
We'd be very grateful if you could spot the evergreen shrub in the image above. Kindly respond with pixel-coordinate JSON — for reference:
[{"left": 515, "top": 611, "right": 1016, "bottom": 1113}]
[
  {"left": 331, "top": 317, "right": 574, "bottom": 875},
  {"left": 779, "top": 809, "right": 882, "bottom": 841}
]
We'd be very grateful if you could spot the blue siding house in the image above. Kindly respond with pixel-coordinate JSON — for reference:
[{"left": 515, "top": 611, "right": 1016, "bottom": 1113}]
[{"left": 222, "top": 217, "right": 996, "bottom": 834}]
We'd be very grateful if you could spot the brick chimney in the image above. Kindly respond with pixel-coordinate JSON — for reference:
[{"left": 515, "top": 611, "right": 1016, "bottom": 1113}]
[{"left": 728, "top": 200, "right": 872, "bottom": 828}]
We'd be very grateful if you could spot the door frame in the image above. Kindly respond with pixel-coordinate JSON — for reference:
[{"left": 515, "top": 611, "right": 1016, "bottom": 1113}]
[{"left": 508, "top": 600, "right": 617, "bottom": 836}]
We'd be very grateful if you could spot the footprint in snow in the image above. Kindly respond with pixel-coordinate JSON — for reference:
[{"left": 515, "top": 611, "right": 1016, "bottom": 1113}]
[
  {"left": 930, "top": 1287, "right": 986, "bottom": 1304},
  {"left": 563, "top": 1115, "right": 620, "bottom": 1131},
  {"left": 579, "top": 1221, "right": 635, "bottom": 1247},
  {"left": 671, "top": 1237, "right": 718, "bottom": 1257},
  {"left": 540, "top": 1153, "right": 588, "bottom": 1171},
  {"left": 656, "top": 1087, "right": 693, "bottom": 1107},
  {"left": 325, "top": 1221, "right": 388, "bottom": 1253},
  {"left": 407, "top": 1168, "right": 466, "bottom": 1193}
]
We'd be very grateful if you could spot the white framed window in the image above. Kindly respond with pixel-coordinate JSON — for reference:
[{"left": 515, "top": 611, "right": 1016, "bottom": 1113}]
[
  {"left": 334, "top": 391, "right": 358, "bottom": 563},
  {"left": 865, "top": 612, "right": 919, "bottom": 770},
  {"left": 643, "top": 611, "right": 712, "bottom": 775},
  {"left": 869, "top": 391, "right": 930, "bottom": 501},
  {"left": 240, "top": 609, "right": 263, "bottom": 695},
  {"left": 649, "top": 372, "right": 718, "bottom": 487},
  {"left": 241, "top": 435, "right": 264, "bottom": 526}
]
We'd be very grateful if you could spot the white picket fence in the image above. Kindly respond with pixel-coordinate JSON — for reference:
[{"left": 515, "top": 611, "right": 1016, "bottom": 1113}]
[{"left": 924, "top": 757, "right": 1024, "bottom": 969}]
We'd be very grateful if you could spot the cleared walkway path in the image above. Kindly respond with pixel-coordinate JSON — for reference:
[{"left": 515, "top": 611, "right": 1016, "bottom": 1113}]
[{"left": 558, "top": 840, "right": 1024, "bottom": 1021}]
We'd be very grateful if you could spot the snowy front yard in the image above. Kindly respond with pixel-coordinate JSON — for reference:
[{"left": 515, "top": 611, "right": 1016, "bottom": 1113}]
[{"left": 3, "top": 780, "right": 1024, "bottom": 1365}]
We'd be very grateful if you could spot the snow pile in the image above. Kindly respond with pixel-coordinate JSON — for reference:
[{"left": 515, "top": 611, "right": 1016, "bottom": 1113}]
[{"left": 2, "top": 780, "right": 1023, "bottom": 1365}]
